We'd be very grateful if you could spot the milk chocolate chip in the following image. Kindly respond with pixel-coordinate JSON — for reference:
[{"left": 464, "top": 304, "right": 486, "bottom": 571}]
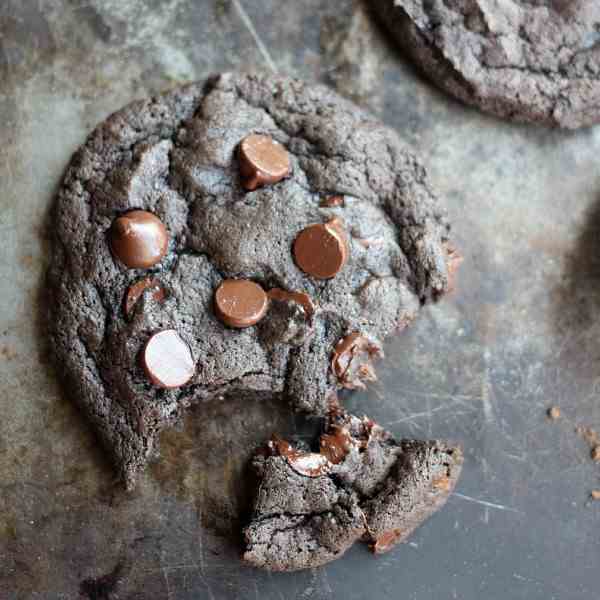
[
  {"left": 142, "top": 329, "right": 195, "bottom": 389},
  {"left": 123, "top": 277, "right": 166, "bottom": 318},
  {"left": 215, "top": 279, "right": 269, "bottom": 328},
  {"left": 269, "top": 437, "right": 331, "bottom": 478},
  {"left": 293, "top": 219, "right": 349, "bottom": 279},
  {"left": 331, "top": 332, "right": 383, "bottom": 390},
  {"left": 319, "top": 426, "right": 353, "bottom": 464},
  {"left": 267, "top": 288, "right": 315, "bottom": 319},
  {"left": 239, "top": 134, "right": 291, "bottom": 191},
  {"left": 109, "top": 210, "right": 168, "bottom": 269},
  {"left": 371, "top": 529, "right": 404, "bottom": 555},
  {"left": 261, "top": 289, "right": 314, "bottom": 347}
]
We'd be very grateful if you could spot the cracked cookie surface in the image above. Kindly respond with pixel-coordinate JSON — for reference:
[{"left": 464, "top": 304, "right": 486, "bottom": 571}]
[
  {"left": 243, "top": 411, "right": 462, "bottom": 571},
  {"left": 374, "top": 0, "right": 600, "bottom": 128},
  {"left": 48, "top": 72, "right": 453, "bottom": 488}
]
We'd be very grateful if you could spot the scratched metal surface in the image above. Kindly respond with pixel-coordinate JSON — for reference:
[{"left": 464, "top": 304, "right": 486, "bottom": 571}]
[{"left": 1, "top": 1, "right": 600, "bottom": 598}]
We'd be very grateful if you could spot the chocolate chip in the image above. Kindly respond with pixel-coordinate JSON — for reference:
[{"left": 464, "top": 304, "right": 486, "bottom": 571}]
[
  {"left": 432, "top": 477, "right": 452, "bottom": 492},
  {"left": 123, "top": 277, "right": 166, "bottom": 318},
  {"left": 371, "top": 529, "right": 404, "bottom": 554},
  {"left": 109, "top": 210, "right": 168, "bottom": 269},
  {"left": 238, "top": 134, "right": 291, "bottom": 191},
  {"left": 293, "top": 219, "right": 349, "bottom": 279},
  {"left": 215, "top": 279, "right": 269, "bottom": 328},
  {"left": 319, "top": 426, "right": 352, "bottom": 464},
  {"left": 261, "top": 292, "right": 314, "bottom": 347},
  {"left": 286, "top": 452, "right": 331, "bottom": 478},
  {"left": 331, "top": 333, "right": 383, "bottom": 390},
  {"left": 320, "top": 195, "right": 345, "bottom": 208},
  {"left": 269, "top": 437, "right": 331, "bottom": 478},
  {"left": 142, "top": 329, "right": 195, "bottom": 389},
  {"left": 267, "top": 288, "right": 315, "bottom": 319}
]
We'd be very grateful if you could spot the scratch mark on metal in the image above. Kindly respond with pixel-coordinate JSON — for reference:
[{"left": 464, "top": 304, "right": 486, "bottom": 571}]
[
  {"left": 393, "top": 387, "right": 482, "bottom": 411},
  {"left": 203, "top": 579, "right": 217, "bottom": 600},
  {"left": 481, "top": 349, "right": 495, "bottom": 424},
  {"left": 503, "top": 452, "right": 527, "bottom": 463},
  {"left": 161, "top": 565, "right": 172, "bottom": 600},
  {"left": 231, "top": 0, "right": 277, "bottom": 73},
  {"left": 385, "top": 405, "right": 447, "bottom": 425},
  {"left": 453, "top": 492, "right": 523, "bottom": 514},
  {"left": 425, "top": 391, "right": 432, "bottom": 437}
]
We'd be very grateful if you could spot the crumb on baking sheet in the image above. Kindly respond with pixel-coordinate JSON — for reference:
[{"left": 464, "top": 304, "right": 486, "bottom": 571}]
[
  {"left": 591, "top": 490, "right": 600, "bottom": 501},
  {"left": 591, "top": 446, "right": 600, "bottom": 464},
  {"left": 547, "top": 406, "right": 561, "bottom": 420}
]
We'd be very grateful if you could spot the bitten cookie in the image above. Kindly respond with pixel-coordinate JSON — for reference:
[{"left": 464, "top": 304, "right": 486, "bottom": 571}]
[
  {"left": 243, "top": 410, "right": 462, "bottom": 571},
  {"left": 48, "top": 72, "right": 456, "bottom": 488},
  {"left": 374, "top": 0, "right": 600, "bottom": 128}
]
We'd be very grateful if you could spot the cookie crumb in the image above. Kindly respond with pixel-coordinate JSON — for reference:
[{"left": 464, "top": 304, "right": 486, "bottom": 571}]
[
  {"left": 575, "top": 425, "right": 600, "bottom": 449},
  {"left": 591, "top": 446, "right": 600, "bottom": 463},
  {"left": 591, "top": 490, "right": 600, "bottom": 501},
  {"left": 547, "top": 406, "right": 561, "bottom": 420}
]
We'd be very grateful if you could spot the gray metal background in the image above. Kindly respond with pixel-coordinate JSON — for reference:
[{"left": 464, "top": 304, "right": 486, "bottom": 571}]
[{"left": 1, "top": 1, "right": 599, "bottom": 598}]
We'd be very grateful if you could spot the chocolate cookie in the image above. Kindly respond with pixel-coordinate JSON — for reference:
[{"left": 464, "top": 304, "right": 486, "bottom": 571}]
[
  {"left": 243, "top": 411, "right": 462, "bottom": 571},
  {"left": 374, "top": 1, "right": 600, "bottom": 128},
  {"left": 48, "top": 72, "right": 456, "bottom": 488}
]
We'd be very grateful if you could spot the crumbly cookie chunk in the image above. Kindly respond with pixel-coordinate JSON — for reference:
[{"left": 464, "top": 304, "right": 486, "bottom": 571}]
[{"left": 243, "top": 411, "right": 462, "bottom": 571}]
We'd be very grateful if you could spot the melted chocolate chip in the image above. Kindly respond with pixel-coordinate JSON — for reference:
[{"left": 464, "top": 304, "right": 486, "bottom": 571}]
[
  {"left": 267, "top": 288, "right": 315, "bottom": 319},
  {"left": 109, "top": 210, "right": 168, "bottom": 269},
  {"left": 123, "top": 277, "right": 166, "bottom": 318},
  {"left": 331, "top": 333, "right": 383, "bottom": 390},
  {"left": 319, "top": 426, "right": 353, "bottom": 464},
  {"left": 371, "top": 529, "right": 404, "bottom": 554},
  {"left": 269, "top": 436, "right": 331, "bottom": 478}
]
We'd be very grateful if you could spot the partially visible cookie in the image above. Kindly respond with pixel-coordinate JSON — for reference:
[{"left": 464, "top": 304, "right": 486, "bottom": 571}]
[
  {"left": 243, "top": 411, "right": 462, "bottom": 571},
  {"left": 49, "top": 72, "right": 456, "bottom": 488},
  {"left": 374, "top": 0, "right": 600, "bottom": 128}
]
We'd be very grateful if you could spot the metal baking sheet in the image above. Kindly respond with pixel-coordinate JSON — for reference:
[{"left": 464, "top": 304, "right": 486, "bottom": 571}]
[{"left": 1, "top": 1, "right": 599, "bottom": 598}]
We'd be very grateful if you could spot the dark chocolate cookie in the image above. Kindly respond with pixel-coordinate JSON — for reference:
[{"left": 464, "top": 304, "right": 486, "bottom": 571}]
[
  {"left": 243, "top": 411, "right": 462, "bottom": 571},
  {"left": 374, "top": 1, "right": 600, "bottom": 128},
  {"left": 48, "top": 72, "right": 455, "bottom": 488}
]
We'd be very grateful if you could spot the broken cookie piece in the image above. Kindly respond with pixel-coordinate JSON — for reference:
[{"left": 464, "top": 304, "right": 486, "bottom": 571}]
[
  {"left": 243, "top": 448, "right": 364, "bottom": 572},
  {"left": 243, "top": 411, "right": 462, "bottom": 571}
]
